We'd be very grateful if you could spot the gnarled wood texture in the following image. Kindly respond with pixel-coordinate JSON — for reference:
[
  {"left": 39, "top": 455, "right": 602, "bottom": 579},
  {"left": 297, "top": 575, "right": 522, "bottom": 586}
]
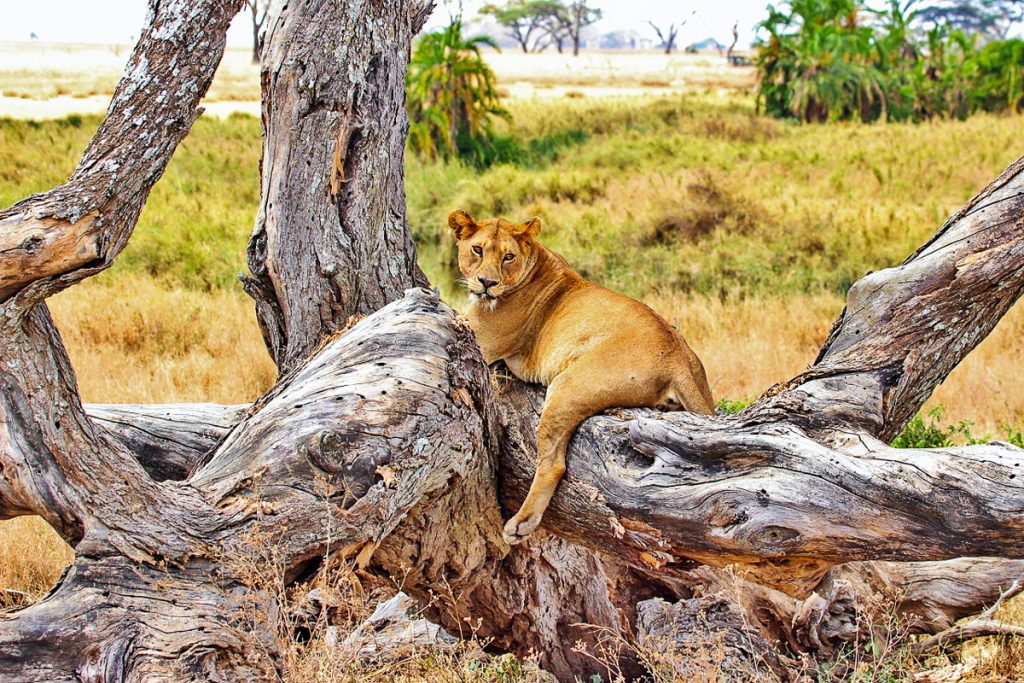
[
  {"left": 242, "top": 0, "right": 431, "bottom": 372},
  {"left": 1, "top": 0, "right": 1023, "bottom": 679}
]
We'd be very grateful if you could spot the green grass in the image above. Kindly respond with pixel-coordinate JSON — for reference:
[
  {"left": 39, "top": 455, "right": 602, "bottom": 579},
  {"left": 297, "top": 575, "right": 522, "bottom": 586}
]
[
  {"left": 5, "top": 95, "right": 1021, "bottom": 300},
  {"left": 407, "top": 94, "right": 1024, "bottom": 300},
  {"left": 0, "top": 113, "right": 261, "bottom": 291}
]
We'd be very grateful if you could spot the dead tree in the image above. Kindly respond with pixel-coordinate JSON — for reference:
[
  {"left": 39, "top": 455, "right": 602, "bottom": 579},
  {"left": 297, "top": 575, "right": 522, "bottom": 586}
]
[
  {"left": 1, "top": 0, "right": 1024, "bottom": 680},
  {"left": 246, "top": 0, "right": 272, "bottom": 64},
  {"left": 647, "top": 15, "right": 694, "bottom": 55},
  {"left": 558, "top": 1, "right": 601, "bottom": 56}
]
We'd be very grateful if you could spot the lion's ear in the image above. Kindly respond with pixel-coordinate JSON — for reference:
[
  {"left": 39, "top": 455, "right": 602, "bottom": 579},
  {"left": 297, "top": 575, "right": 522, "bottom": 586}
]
[
  {"left": 448, "top": 209, "right": 479, "bottom": 240},
  {"left": 519, "top": 217, "right": 541, "bottom": 240}
]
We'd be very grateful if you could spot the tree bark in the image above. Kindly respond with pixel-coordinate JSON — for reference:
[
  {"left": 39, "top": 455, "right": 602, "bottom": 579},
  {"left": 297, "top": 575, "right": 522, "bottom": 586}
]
[
  {"left": 2, "top": 0, "right": 1024, "bottom": 680},
  {"left": 242, "top": 0, "right": 430, "bottom": 373}
]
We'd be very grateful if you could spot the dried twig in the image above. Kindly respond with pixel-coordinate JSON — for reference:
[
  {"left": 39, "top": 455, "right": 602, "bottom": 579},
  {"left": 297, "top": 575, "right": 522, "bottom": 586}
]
[{"left": 911, "top": 580, "right": 1024, "bottom": 654}]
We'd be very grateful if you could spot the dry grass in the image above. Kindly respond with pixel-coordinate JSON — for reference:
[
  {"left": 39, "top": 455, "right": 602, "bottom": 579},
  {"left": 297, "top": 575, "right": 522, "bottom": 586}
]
[
  {"left": 0, "top": 517, "right": 73, "bottom": 609},
  {"left": 646, "top": 291, "right": 1024, "bottom": 434},
  {"left": 0, "top": 42, "right": 261, "bottom": 103},
  {"left": 48, "top": 274, "right": 277, "bottom": 404}
]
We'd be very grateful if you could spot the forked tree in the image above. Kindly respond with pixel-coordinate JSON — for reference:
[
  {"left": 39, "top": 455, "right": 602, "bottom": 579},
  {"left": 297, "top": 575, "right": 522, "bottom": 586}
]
[
  {"left": 647, "top": 15, "right": 694, "bottom": 55},
  {"left": 1, "top": 0, "right": 1024, "bottom": 680}
]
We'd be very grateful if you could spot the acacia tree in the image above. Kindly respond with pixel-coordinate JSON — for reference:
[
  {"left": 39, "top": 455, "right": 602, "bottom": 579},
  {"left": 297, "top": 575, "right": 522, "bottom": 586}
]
[
  {"left": 917, "top": 0, "right": 1024, "bottom": 39},
  {"left": 481, "top": 0, "right": 563, "bottom": 52},
  {"left": 1, "top": 0, "right": 1024, "bottom": 681}
]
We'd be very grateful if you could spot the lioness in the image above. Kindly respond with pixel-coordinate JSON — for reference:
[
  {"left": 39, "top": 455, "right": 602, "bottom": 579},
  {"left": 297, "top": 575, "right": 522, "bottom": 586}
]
[{"left": 449, "top": 209, "right": 714, "bottom": 545}]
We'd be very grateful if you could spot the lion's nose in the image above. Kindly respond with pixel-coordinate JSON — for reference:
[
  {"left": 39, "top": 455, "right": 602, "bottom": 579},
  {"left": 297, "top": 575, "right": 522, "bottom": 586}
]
[{"left": 478, "top": 276, "right": 498, "bottom": 289}]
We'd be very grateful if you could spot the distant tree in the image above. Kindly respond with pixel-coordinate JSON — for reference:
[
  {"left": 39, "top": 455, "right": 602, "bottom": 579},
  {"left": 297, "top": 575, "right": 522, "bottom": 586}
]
[
  {"left": 555, "top": 1, "right": 602, "bottom": 56},
  {"left": 727, "top": 20, "right": 740, "bottom": 59},
  {"left": 480, "top": 0, "right": 565, "bottom": 53},
  {"left": 915, "top": 0, "right": 1024, "bottom": 39},
  {"left": 246, "top": 0, "right": 273, "bottom": 64},
  {"left": 647, "top": 14, "right": 695, "bottom": 55}
]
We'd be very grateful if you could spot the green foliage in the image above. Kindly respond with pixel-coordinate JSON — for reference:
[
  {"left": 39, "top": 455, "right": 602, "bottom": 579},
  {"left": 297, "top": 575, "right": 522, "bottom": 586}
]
[
  {"left": 891, "top": 406, "right": 958, "bottom": 448},
  {"left": 0, "top": 113, "right": 260, "bottom": 290},
  {"left": 973, "top": 38, "right": 1024, "bottom": 111},
  {"left": 756, "top": 0, "right": 1024, "bottom": 122},
  {"left": 406, "top": 18, "right": 509, "bottom": 164},
  {"left": 716, "top": 398, "right": 751, "bottom": 414},
  {"left": 892, "top": 405, "right": 1023, "bottom": 448}
]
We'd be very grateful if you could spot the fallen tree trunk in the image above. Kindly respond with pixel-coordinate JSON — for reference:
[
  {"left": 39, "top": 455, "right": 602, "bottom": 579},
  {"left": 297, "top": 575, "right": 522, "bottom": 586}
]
[
  {"left": 1, "top": 0, "right": 1023, "bottom": 679},
  {"left": 82, "top": 396, "right": 1024, "bottom": 666}
]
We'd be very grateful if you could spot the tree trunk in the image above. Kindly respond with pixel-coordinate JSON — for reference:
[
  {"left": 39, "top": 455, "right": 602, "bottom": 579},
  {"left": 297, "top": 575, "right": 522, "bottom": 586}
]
[
  {"left": 242, "top": 0, "right": 429, "bottom": 373},
  {"left": 2, "top": 0, "right": 1024, "bottom": 680},
  {"left": 250, "top": 6, "right": 261, "bottom": 64}
]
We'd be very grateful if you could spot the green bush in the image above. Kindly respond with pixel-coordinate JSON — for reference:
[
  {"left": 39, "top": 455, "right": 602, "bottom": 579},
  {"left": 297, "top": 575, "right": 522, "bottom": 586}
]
[
  {"left": 756, "top": 0, "right": 1024, "bottom": 123},
  {"left": 891, "top": 405, "right": 1023, "bottom": 448},
  {"left": 406, "top": 18, "right": 509, "bottom": 165}
]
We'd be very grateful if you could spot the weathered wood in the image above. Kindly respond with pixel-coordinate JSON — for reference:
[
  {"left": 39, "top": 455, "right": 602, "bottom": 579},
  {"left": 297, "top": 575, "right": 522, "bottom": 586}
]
[
  {"left": 636, "top": 594, "right": 790, "bottom": 681},
  {"left": 1, "top": 0, "right": 1024, "bottom": 678},
  {"left": 493, "top": 381, "right": 1024, "bottom": 597},
  {"left": 242, "top": 0, "right": 431, "bottom": 372},
  {"left": 81, "top": 399, "right": 1024, "bottom": 657},
  {"left": 89, "top": 403, "right": 247, "bottom": 480},
  {"left": 910, "top": 580, "right": 1024, "bottom": 654}
]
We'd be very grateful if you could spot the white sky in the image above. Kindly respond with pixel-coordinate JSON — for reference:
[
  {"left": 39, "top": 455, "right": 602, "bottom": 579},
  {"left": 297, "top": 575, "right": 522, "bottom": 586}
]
[{"left": 0, "top": 1, "right": 773, "bottom": 49}]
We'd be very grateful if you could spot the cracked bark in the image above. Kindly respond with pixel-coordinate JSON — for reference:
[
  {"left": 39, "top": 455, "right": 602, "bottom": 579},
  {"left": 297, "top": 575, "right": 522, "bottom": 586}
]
[{"left": 241, "top": 0, "right": 430, "bottom": 373}]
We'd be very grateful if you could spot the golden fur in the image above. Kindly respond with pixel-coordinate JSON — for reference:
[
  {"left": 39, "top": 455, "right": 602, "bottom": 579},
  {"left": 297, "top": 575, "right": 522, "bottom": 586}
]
[{"left": 449, "top": 210, "right": 714, "bottom": 544}]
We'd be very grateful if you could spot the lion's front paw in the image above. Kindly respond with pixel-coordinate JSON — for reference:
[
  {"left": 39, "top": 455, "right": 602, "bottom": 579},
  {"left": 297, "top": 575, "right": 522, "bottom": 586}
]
[{"left": 503, "top": 510, "right": 542, "bottom": 545}]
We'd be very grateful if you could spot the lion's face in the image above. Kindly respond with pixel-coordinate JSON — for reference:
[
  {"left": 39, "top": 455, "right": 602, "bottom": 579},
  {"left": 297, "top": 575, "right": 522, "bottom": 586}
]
[{"left": 448, "top": 210, "right": 541, "bottom": 302}]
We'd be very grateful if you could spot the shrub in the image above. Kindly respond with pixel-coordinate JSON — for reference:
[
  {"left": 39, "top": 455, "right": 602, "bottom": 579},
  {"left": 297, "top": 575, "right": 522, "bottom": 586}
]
[
  {"left": 406, "top": 18, "right": 509, "bottom": 164},
  {"left": 756, "top": 0, "right": 1024, "bottom": 123}
]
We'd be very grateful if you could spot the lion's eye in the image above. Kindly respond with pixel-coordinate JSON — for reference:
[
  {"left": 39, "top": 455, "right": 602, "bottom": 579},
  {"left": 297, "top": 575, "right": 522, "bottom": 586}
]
[
  {"left": 472, "top": 245, "right": 483, "bottom": 256},
  {"left": 503, "top": 253, "right": 515, "bottom": 263}
]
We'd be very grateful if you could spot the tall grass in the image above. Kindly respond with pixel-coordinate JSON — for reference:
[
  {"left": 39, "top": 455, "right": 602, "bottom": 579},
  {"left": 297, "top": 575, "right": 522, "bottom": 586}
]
[
  {"left": 407, "top": 94, "right": 1024, "bottom": 300},
  {"left": 49, "top": 274, "right": 276, "bottom": 404},
  {"left": 0, "top": 114, "right": 261, "bottom": 290}
]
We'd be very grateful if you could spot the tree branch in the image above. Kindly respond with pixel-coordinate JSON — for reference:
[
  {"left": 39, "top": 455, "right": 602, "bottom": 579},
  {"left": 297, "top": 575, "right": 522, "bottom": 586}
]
[
  {"left": 910, "top": 579, "right": 1024, "bottom": 654},
  {"left": 88, "top": 403, "right": 248, "bottom": 480},
  {"left": 0, "top": 0, "right": 243, "bottom": 546},
  {"left": 782, "top": 156, "right": 1024, "bottom": 439}
]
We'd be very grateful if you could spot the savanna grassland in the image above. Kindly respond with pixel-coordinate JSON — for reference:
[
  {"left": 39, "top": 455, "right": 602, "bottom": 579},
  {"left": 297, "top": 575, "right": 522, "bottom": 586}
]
[{"left": 2, "top": 53, "right": 1024, "bottom": 679}]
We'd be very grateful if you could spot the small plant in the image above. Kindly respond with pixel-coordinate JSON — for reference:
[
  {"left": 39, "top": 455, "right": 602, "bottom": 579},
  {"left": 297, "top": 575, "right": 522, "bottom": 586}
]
[
  {"left": 717, "top": 397, "right": 751, "bottom": 414},
  {"left": 406, "top": 18, "right": 509, "bottom": 165}
]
